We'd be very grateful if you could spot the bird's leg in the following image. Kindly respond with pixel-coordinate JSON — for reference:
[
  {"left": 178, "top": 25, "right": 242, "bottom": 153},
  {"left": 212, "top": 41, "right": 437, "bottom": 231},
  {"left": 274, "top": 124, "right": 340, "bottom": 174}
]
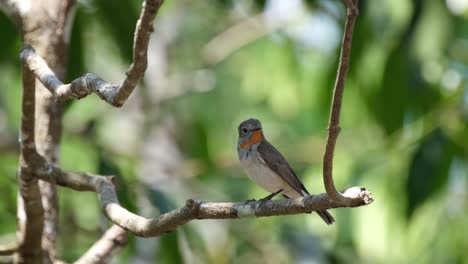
[
  {"left": 244, "top": 189, "right": 283, "bottom": 205},
  {"left": 243, "top": 198, "right": 257, "bottom": 205},
  {"left": 256, "top": 189, "right": 283, "bottom": 207},
  {"left": 260, "top": 189, "right": 283, "bottom": 202}
]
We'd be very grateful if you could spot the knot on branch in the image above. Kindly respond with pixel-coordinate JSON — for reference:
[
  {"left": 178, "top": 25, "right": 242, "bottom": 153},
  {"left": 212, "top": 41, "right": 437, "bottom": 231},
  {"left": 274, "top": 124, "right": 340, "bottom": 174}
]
[
  {"left": 327, "top": 125, "right": 341, "bottom": 135},
  {"left": 19, "top": 44, "right": 35, "bottom": 63},
  {"left": 343, "top": 0, "right": 359, "bottom": 15},
  {"left": 185, "top": 199, "right": 202, "bottom": 218},
  {"left": 112, "top": 230, "right": 128, "bottom": 247}
]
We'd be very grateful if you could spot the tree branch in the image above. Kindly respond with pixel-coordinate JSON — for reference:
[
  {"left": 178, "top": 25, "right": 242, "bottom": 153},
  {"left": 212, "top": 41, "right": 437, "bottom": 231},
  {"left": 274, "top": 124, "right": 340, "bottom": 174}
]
[
  {"left": 19, "top": 0, "right": 164, "bottom": 107},
  {"left": 0, "top": 242, "right": 17, "bottom": 256},
  {"left": 16, "top": 60, "right": 45, "bottom": 264},
  {"left": 75, "top": 225, "right": 127, "bottom": 264},
  {"left": 323, "top": 0, "right": 366, "bottom": 205},
  {"left": 32, "top": 163, "right": 372, "bottom": 238}
]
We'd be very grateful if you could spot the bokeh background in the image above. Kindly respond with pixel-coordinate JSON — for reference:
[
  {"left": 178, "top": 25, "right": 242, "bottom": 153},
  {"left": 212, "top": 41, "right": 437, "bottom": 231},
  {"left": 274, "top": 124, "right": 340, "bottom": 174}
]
[{"left": 1, "top": 0, "right": 467, "bottom": 263}]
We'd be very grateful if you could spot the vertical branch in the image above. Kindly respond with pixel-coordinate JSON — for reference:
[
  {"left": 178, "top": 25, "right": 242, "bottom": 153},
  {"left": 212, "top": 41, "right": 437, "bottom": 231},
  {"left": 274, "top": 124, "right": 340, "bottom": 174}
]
[
  {"left": 16, "top": 61, "right": 44, "bottom": 264},
  {"left": 33, "top": 1, "right": 76, "bottom": 261},
  {"left": 323, "top": 0, "right": 359, "bottom": 204},
  {"left": 15, "top": 0, "right": 77, "bottom": 261},
  {"left": 112, "top": 0, "right": 164, "bottom": 106}
]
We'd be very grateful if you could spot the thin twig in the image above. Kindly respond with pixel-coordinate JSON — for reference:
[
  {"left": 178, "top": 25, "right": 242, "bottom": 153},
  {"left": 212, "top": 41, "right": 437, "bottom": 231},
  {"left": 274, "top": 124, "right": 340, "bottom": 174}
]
[
  {"left": 323, "top": 0, "right": 365, "bottom": 205},
  {"left": 75, "top": 225, "right": 127, "bottom": 264},
  {"left": 19, "top": 0, "right": 164, "bottom": 107},
  {"left": 0, "top": 243, "right": 17, "bottom": 256}
]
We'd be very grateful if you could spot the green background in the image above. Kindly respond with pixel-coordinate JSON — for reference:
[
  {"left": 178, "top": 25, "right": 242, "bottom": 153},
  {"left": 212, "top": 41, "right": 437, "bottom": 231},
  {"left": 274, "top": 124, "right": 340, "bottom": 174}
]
[{"left": 0, "top": 0, "right": 467, "bottom": 263}]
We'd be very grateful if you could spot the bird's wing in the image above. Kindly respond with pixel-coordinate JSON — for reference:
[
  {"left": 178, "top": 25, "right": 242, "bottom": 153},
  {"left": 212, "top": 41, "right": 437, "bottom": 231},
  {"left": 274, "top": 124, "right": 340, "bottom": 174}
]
[{"left": 256, "top": 140, "right": 309, "bottom": 195}]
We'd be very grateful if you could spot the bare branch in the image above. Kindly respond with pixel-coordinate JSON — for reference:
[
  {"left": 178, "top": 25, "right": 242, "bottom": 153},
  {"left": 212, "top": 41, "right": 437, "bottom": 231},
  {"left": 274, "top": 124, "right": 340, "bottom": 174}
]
[
  {"left": 202, "top": 14, "right": 271, "bottom": 65},
  {"left": 19, "top": 0, "right": 164, "bottom": 107},
  {"left": 33, "top": 163, "right": 372, "bottom": 238},
  {"left": 323, "top": 0, "right": 365, "bottom": 205},
  {"left": 0, "top": 242, "right": 17, "bottom": 256},
  {"left": 16, "top": 61, "right": 44, "bottom": 264},
  {"left": 75, "top": 225, "right": 127, "bottom": 264}
]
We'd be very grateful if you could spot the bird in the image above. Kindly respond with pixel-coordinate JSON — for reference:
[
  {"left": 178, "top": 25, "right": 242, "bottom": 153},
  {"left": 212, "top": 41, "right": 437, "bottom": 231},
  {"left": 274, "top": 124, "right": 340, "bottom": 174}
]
[{"left": 237, "top": 118, "right": 335, "bottom": 225}]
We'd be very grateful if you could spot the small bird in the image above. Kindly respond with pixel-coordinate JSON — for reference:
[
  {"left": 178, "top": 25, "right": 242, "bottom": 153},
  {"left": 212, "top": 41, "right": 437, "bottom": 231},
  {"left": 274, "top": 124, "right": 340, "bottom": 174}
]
[{"left": 237, "top": 118, "right": 335, "bottom": 225}]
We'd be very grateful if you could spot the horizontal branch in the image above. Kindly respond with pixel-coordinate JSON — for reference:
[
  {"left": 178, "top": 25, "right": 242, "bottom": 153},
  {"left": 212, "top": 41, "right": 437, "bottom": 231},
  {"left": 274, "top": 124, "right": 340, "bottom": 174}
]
[
  {"left": 34, "top": 162, "right": 373, "bottom": 238},
  {"left": 19, "top": 0, "right": 164, "bottom": 107},
  {"left": 0, "top": 242, "right": 17, "bottom": 256}
]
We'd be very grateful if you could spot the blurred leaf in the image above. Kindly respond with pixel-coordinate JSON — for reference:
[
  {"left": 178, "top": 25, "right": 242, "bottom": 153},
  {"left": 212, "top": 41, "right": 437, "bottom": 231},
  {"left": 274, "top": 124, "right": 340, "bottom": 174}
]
[
  {"left": 0, "top": 154, "right": 18, "bottom": 233},
  {"left": 180, "top": 224, "right": 208, "bottom": 262},
  {"left": 181, "top": 119, "right": 211, "bottom": 165},
  {"left": 93, "top": 0, "right": 139, "bottom": 61},
  {"left": 406, "top": 128, "right": 458, "bottom": 218},
  {"left": 61, "top": 135, "right": 98, "bottom": 172},
  {"left": 63, "top": 6, "right": 87, "bottom": 112},
  {"left": 147, "top": 188, "right": 176, "bottom": 214},
  {"left": 0, "top": 12, "right": 20, "bottom": 63},
  {"left": 369, "top": 44, "right": 440, "bottom": 135},
  {"left": 159, "top": 231, "right": 183, "bottom": 263},
  {"left": 98, "top": 153, "right": 137, "bottom": 212},
  {"left": 66, "top": 7, "right": 86, "bottom": 81},
  {"left": 363, "top": 0, "right": 443, "bottom": 135}
]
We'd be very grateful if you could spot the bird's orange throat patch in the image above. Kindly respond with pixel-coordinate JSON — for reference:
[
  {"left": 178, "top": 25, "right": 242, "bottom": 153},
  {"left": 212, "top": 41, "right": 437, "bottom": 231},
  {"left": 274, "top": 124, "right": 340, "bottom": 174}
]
[{"left": 240, "top": 129, "right": 263, "bottom": 150}]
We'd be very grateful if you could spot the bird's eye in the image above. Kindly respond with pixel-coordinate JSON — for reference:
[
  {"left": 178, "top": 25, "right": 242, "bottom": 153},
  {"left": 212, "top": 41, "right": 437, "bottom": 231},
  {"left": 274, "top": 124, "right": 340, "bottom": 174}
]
[{"left": 241, "top": 128, "right": 248, "bottom": 134}]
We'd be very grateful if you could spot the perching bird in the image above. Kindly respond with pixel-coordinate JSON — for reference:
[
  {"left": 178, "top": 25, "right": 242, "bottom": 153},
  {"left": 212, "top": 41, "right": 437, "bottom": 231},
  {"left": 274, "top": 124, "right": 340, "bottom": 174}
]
[{"left": 237, "top": 118, "right": 334, "bottom": 225}]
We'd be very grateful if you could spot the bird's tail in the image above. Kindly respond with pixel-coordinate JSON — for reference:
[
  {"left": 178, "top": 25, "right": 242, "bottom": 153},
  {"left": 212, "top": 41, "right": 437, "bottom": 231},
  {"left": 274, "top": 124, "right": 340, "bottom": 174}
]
[{"left": 316, "top": 210, "right": 335, "bottom": 225}]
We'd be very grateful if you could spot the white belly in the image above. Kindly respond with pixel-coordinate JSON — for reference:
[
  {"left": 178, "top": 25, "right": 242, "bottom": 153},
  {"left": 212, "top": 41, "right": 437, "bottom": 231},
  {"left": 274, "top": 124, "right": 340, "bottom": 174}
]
[{"left": 240, "top": 154, "right": 301, "bottom": 198}]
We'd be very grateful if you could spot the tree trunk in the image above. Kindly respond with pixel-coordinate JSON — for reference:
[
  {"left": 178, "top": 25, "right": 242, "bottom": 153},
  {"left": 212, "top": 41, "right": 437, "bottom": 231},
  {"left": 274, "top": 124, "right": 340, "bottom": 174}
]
[{"left": 15, "top": 0, "right": 75, "bottom": 262}]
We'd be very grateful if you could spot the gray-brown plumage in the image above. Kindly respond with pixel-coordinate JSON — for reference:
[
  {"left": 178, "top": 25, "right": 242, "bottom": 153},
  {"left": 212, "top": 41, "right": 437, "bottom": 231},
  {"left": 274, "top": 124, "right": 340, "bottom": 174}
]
[
  {"left": 237, "top": 118, "right": 335, "bottom": 225},
  {"left": 257, "top": 140, "right": 335, "bottom": 225}
]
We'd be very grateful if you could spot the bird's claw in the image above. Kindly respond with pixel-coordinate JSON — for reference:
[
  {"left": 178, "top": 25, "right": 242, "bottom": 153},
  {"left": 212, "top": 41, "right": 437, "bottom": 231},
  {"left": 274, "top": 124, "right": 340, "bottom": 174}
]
[{"left": 243, "top": 198, "right": 257, "bottom": 205}]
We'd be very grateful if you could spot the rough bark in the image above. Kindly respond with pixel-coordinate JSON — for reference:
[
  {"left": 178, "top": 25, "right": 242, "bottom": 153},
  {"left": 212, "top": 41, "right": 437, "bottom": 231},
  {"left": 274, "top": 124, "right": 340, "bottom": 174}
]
[
  {"left": 20, "top": 1, "right": 75, "bottom": 262},
  {"left": 32, "top": 162, "right": 373, "bottom": 237}
]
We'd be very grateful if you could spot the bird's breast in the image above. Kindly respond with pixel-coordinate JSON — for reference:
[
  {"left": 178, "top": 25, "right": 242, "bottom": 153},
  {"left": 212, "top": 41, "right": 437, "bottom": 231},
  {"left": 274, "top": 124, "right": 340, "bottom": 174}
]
[{"left": 240, "top": 151, "right": 290, "bottom": 194}]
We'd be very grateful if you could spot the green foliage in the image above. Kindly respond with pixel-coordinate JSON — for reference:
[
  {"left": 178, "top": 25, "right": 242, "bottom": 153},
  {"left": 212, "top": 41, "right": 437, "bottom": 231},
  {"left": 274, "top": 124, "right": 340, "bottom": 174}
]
[
  {"left": 406, "top": 128, "right": 460, "bottom": 218},
  {"left": 0, "top": 0, "right": 467, "bottom": 263}
]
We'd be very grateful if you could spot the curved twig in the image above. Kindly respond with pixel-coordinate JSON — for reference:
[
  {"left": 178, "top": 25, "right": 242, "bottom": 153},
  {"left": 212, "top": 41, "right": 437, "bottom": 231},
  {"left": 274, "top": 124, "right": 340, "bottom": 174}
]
[
  {"left": 19, "top": 0, "right": 164, "bottom": 107},
  {"left": 323, "top": 0, "right": 368, "bottom": 205},
  {"left": 75, "top": 225, "right": 127, "bottom": 264}
]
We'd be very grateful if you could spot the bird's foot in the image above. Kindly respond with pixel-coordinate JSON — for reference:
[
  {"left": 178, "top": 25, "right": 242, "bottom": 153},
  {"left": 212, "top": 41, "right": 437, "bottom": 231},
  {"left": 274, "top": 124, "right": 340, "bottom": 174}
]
[
  {"left": 257, "top": 189, "right": 283, "bottom": 207},
  {"left": 243, "top": 198, "right": 257, "bottom": 205}
]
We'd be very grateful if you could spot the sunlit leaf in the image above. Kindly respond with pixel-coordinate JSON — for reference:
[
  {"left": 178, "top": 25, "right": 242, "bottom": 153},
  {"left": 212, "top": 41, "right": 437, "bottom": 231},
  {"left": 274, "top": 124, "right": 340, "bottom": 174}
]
[
  {"left": 406, "top": 128, "right": 458, "bottom": 218},
  {"left": 159, "top": 231, "right": 183, "bottom": 263}
]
